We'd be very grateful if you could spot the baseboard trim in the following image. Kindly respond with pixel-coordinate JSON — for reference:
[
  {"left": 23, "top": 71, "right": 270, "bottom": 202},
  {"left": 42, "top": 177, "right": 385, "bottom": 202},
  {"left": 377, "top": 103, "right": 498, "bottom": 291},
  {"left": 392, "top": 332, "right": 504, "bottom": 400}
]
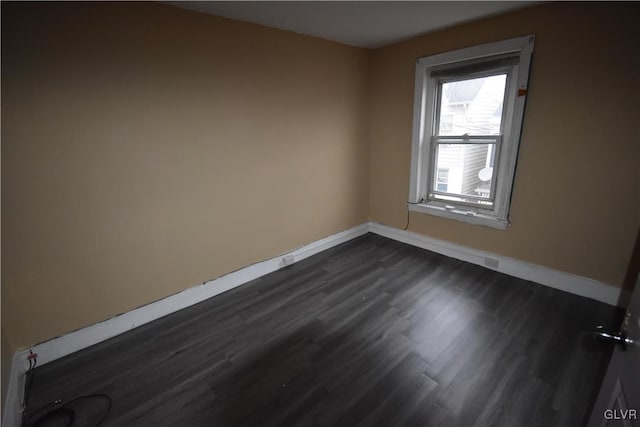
[
  {"left": 3, "top": 223, "right": 367, "bottom": 426},
  {"left": 369, "top": 222, "right": 627, "bottom": 307},
  {"left": 4, "top": 220, "right": 626, "bottom": 426},
  {"left": 24, "top": 223, "right": 369, "bottom": 371},
  {"left": 2, "top": 351, "right": 27, "bottom": 427}
]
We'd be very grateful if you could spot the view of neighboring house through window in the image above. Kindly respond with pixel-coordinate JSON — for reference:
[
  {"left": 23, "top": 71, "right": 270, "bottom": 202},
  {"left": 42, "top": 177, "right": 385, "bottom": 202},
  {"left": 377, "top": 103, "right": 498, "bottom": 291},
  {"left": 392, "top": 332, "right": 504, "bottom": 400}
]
[
  {"left": 433, "top": 74, "right": 506, "bottom": 206},
  {"left": 436, "top": 168, "right": 449, "bottom": 192},
  {"left": 408, "top": 36, "right": 534, "bottom": 229}
]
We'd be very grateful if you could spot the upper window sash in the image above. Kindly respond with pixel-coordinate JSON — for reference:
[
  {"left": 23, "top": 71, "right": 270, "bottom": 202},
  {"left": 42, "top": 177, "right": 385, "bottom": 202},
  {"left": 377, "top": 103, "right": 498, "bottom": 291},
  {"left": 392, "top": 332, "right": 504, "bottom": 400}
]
[{"left": 434, "top": 70, "right": 511, "bottom": 139}]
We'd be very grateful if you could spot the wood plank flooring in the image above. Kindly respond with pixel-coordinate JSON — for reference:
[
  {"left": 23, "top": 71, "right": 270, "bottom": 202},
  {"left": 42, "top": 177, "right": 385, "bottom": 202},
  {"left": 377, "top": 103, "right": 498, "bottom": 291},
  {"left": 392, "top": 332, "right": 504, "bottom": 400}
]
[{"left": 24, "top": 234, "right": 623, "bottom": 426}]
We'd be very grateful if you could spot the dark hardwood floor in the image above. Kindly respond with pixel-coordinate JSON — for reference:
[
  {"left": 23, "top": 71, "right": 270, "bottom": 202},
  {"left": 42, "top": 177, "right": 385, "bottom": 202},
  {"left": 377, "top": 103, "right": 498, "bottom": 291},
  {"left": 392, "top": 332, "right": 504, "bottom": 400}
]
[{"left": 24, "top": 234, "right": 623, "bottom": 426}]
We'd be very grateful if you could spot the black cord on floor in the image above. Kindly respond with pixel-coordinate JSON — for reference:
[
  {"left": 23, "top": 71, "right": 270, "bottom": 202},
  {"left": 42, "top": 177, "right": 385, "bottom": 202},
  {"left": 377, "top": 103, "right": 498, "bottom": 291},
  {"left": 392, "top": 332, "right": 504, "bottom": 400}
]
[
  {"left": 21, "top": 350, "right": 112, "bottom": 427},
  {"left": 29, "top": 394, "right": 112, "bottom": 427}
]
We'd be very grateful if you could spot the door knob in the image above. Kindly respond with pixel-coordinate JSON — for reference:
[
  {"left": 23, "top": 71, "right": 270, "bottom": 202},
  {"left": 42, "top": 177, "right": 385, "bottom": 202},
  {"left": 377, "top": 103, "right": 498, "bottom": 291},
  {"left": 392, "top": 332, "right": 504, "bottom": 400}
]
[{"left": 594, "top": 326, "right": 632, "bottom": 351}]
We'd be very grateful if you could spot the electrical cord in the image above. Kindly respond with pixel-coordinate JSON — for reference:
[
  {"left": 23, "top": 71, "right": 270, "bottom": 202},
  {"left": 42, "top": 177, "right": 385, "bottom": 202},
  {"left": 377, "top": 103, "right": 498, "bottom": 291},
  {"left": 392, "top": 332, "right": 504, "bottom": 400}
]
[
  {"left": 29, "top": 394, "right": 112, "bottom": 427},
  {"left": 404, "top": 200, "right": 423, "bottom": 231},
  {"left": 21, "top": 350, "right": 112, "bottom": 427},
  {"left": 403, "top": 209, "right": 410, "bottom": 231}
]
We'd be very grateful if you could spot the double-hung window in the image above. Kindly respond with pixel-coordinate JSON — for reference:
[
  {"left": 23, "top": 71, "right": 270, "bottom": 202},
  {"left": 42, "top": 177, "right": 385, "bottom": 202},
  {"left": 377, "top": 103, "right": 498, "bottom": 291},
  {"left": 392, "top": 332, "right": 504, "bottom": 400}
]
[{"left": 409, "top": 36, "right": 534, "bottom": 229}]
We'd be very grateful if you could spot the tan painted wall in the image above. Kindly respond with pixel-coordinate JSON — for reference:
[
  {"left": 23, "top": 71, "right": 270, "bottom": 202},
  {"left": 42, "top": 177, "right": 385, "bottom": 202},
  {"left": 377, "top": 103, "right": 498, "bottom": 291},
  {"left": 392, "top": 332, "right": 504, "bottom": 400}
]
[
  {"left": 370, "top": 2, "right": 640, "bottom": 288},
  {"left": 1, "top": 2, "right": 370, "bottom": 349},
  {"left": 2, "top": 2, "right": 639, "bottom": 357}
]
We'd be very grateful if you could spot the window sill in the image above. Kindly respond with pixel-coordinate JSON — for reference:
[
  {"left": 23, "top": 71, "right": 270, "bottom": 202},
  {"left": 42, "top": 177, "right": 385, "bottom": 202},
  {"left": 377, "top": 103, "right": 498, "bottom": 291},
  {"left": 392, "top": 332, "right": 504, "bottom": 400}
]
[{"left": 408, "top": 203, "right": 509, "bottom": 230}]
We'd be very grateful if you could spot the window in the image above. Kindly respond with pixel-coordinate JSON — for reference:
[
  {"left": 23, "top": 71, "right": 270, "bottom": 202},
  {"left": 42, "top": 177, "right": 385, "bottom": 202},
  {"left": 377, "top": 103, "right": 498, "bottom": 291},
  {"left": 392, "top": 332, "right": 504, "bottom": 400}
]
[
  {"left": 408, "top": 36, "right": 534, "bottom": 230},
  {"left": 436, "top": 168, "right": 449, "bottom": 192}
]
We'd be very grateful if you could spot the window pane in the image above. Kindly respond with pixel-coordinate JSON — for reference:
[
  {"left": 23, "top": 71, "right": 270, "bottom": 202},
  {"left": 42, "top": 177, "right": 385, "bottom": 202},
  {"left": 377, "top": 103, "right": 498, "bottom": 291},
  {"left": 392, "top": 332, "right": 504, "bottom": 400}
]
[
  {"left": 438, "top": 74, "right": 507, "bottom": 136},
  {"left": 433, "top": 143, "right": 495, "bottom": 203},
  {"left": 436, "top": 168, "right": 449, "bottom": 192}
]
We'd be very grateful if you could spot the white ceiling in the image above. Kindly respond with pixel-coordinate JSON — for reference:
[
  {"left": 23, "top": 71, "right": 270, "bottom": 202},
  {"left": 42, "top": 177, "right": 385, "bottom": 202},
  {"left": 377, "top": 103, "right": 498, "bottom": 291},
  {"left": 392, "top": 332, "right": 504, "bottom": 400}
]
[{"left": 168, "top": 1, "right": 537, "bottom": 49}]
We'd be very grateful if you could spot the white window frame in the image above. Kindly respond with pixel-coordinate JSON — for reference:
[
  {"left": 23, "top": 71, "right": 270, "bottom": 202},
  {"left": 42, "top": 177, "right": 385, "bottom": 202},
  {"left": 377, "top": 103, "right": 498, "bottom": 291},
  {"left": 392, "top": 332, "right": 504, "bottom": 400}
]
[{"left": 408, "top": 35, "right": 534, "bottom": 230}]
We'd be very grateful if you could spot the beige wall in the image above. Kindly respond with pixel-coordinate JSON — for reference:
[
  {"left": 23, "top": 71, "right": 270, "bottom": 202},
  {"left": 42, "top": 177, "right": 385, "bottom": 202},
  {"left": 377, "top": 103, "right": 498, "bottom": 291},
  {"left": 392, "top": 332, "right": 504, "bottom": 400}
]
[
  {"left": 2, "top": 2, "right": 639, "bottom": 359},
  {"left": 1, "top": 2, "right": 370, "bottom": 350},
  {"left": 370, "top": 3, "right": 640, "bottom": 288}
]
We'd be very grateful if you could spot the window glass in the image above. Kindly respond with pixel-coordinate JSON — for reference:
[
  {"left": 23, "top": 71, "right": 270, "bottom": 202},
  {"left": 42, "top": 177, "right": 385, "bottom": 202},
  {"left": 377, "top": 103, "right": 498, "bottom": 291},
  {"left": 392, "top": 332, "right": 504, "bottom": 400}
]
[
  {"left": 437, "top": 74, "right": 507, "bottom": 136},
  {"left": 436, "top": 168, "right": 449, "bottom": 192},
  {"left": 433, "top": 143, "right": 496, "bottom": 201}
]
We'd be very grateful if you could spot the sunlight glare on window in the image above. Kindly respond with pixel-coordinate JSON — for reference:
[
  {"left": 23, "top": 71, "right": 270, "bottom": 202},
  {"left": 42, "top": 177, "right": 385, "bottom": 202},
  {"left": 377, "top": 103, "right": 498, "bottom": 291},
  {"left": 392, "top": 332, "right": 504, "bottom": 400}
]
[{"left": 438, "top": 74, "right": 506, "bottom": 136}]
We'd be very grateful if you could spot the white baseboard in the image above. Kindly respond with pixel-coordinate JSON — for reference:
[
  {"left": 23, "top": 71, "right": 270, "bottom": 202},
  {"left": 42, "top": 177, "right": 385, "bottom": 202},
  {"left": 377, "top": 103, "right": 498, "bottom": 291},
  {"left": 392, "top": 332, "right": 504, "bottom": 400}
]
[
  {"left": 2, "top": 351, "right": 27, "bottom": 427},
  {"left": 369, "top": 222, "right": 627, "bottom": 307},
  {"left": 2, "top": 223, "right": 364, "bottom": 427},
  {"left": 2, "top": 223, "right": 370, "bottom": 426},
  {"left": 3, "top": 220, "right": 626, "bottom": 427},
  {"left": 26, "top": 223, "right": 369, "bottom": 369}
]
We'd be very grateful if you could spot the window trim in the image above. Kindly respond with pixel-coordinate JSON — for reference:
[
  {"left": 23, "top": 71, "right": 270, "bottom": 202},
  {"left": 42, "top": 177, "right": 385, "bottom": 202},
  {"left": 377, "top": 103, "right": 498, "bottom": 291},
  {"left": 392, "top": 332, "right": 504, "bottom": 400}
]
[{"left": 408, "top": 35, "right": 534, "bottom": 230}]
